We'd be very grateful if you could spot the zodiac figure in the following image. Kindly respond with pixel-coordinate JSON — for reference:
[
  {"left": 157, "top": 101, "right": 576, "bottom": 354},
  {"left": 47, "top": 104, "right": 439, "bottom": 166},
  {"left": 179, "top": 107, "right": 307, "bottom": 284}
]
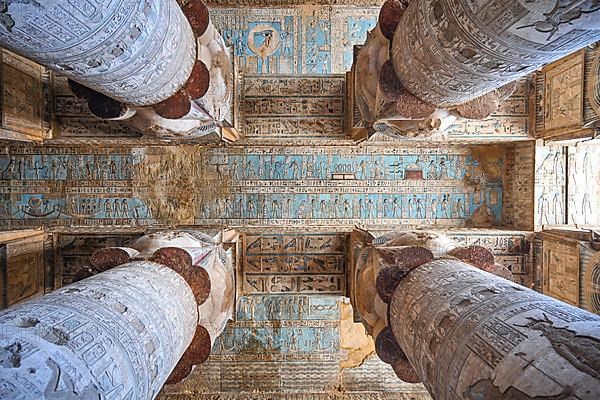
[{"left": 516, "top": 0, "right": 600, "bottom": 41}]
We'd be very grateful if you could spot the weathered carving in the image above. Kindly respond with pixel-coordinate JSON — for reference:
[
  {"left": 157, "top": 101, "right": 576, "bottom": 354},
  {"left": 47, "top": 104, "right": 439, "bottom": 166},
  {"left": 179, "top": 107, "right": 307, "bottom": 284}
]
[
  {"left": 388, "top": 258, "right": 600, "bottom": 399},
  {"left": 0, "top": 261, "right": 198, "bottom": 399},
  {"left": 391, "top": 0, "right": 600, "bottom": 107},
  {"left": 0, "top": 49, "right": 47, "bottom": 141},
  {"left": 0, "top": 0, "right": 196, "bottom": 106}
]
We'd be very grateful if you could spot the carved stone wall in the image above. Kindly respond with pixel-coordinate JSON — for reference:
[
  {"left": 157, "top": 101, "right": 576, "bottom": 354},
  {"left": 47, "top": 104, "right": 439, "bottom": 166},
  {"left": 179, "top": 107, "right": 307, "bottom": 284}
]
[
  {"left": 504, "top": 141, "right": 535, "bottom": 230},
  {"left": 0, "top": 50, "right": 49, "bottom": 142},
  {"left": 0, "top": 230, "right": 49, "bottom": 308},
  {"left": 542, "top": 232, "right": 581, "bottom": 306},
  {"left": 534, "top": 142, "right": 600, "bottom": 228},
  {"left": 535, "top": 46, "right": 600, "bottom": 141}
]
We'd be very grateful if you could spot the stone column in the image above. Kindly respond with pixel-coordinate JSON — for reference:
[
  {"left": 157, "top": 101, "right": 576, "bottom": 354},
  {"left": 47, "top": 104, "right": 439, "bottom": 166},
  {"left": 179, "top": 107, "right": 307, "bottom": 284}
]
[
  {"left": 383, "top": 257, "right": 600, "bottom": 399},
  {"left": 0, "top": 0, "right": 196, "bottom": 106},
  {"left": 391, "top": 0, "right": 600, "bottom": 107},
  {"left": 130, "top": 230, "right": 235, "bottom": 383},
  {"left": 354, "top": 0, "right": 600, "bottom": 139},
  {"left": 0, "top": 261, "right": 198, "bottom": 400}
]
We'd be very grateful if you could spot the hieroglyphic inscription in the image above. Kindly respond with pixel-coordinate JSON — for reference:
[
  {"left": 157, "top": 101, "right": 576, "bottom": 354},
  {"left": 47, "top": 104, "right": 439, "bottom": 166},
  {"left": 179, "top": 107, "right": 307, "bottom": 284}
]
[
  {"left": 504, "top": 142, "right": 535, "bottom": 230},
  {"left": 197, "top": 145, "right": 504, "bottom": 229},
  {"left": 242, "top": 75, "right": 346, "bottom": 140},
  {"left": 567, "top": 144, "right": 600, "bottom": 226},
  {"left": 2, "top": 142, "right": 507, "bottom": 231},
  {"left": 242, "top": 233, "right": 346, "bottom": 295},
  {"left": 0, "top": 144, "right": 207, "bottom": 229},
  {"left": 535, "top": 144, "right": 567, "bottom": 227},
  {"left": 0, "top": 145, "right": 153, "bottom": 230},
  {"left": 534, "top": 142, "right": 599, "bottom": 227},
  {"left": 544, "top": 52, "right": 585, "bottom": 132},
  {"left": 243, "top": 98, "right": 343, "bottom": 116},
  {"left": 244, "top": 76, "right": 345, "bottom": 97}
]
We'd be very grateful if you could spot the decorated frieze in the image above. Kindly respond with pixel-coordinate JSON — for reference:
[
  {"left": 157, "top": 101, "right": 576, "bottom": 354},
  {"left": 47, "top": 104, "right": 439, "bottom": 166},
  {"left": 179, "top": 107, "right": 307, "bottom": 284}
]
[
  {"left": 197, "top": 146, "right": 505, "bottom": 228},
  {"left": 0, "top": 143, "right": 507, "bottom": 230}
]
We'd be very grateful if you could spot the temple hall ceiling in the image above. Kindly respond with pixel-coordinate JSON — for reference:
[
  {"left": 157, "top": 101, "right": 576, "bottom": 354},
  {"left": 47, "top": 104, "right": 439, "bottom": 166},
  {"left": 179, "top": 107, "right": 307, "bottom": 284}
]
[{"left": 0, "top": 2, "right": 599, "bottom": 399}]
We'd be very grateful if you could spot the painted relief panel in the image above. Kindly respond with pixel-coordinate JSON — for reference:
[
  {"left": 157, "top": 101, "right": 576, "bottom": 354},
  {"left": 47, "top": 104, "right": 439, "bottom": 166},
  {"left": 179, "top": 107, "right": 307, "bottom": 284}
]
[
  {"left": 0, "top": 143, "right": 505, "bottom": 230},
  {"left": 164, "top": 294, "right": 342, "bottom": 393},
  {"left": 163, "top": 292, "right": 426, "bottom": 396},
  {"left": 534, "top": 144, "right": 567, "bottom": 227},
  {"left": 0, "top": 50, "right": 46, "bottom": 141},
  {"left": 567, "top": 144, "right": 600, "bottom": 227},
  {"left": 242, "top": 233, "right": 346, "bottom": 295},
  {"left": 197, "top": 145, "right": 504, "bottom": 229},
  {"left": 210, "top": 6, "right": 378, "bottom": 75},
  {"left": 0, "top": 144, "right": 203, "bottom": 229}
]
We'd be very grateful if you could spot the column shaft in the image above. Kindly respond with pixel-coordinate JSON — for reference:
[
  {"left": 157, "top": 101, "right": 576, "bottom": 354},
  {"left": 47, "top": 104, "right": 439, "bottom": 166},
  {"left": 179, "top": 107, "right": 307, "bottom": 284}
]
[
  {"left": 392, "top": 0, "right": 600, "bottom": 106},
  {"left": 0, "top": 261, "right": 198, "bottom": 400},
  {"left": 0, "top": 0, "right": 196, "bottom": 106},
  {"left": 389, "top": 259, "right": 600, "bottom": 399}
]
